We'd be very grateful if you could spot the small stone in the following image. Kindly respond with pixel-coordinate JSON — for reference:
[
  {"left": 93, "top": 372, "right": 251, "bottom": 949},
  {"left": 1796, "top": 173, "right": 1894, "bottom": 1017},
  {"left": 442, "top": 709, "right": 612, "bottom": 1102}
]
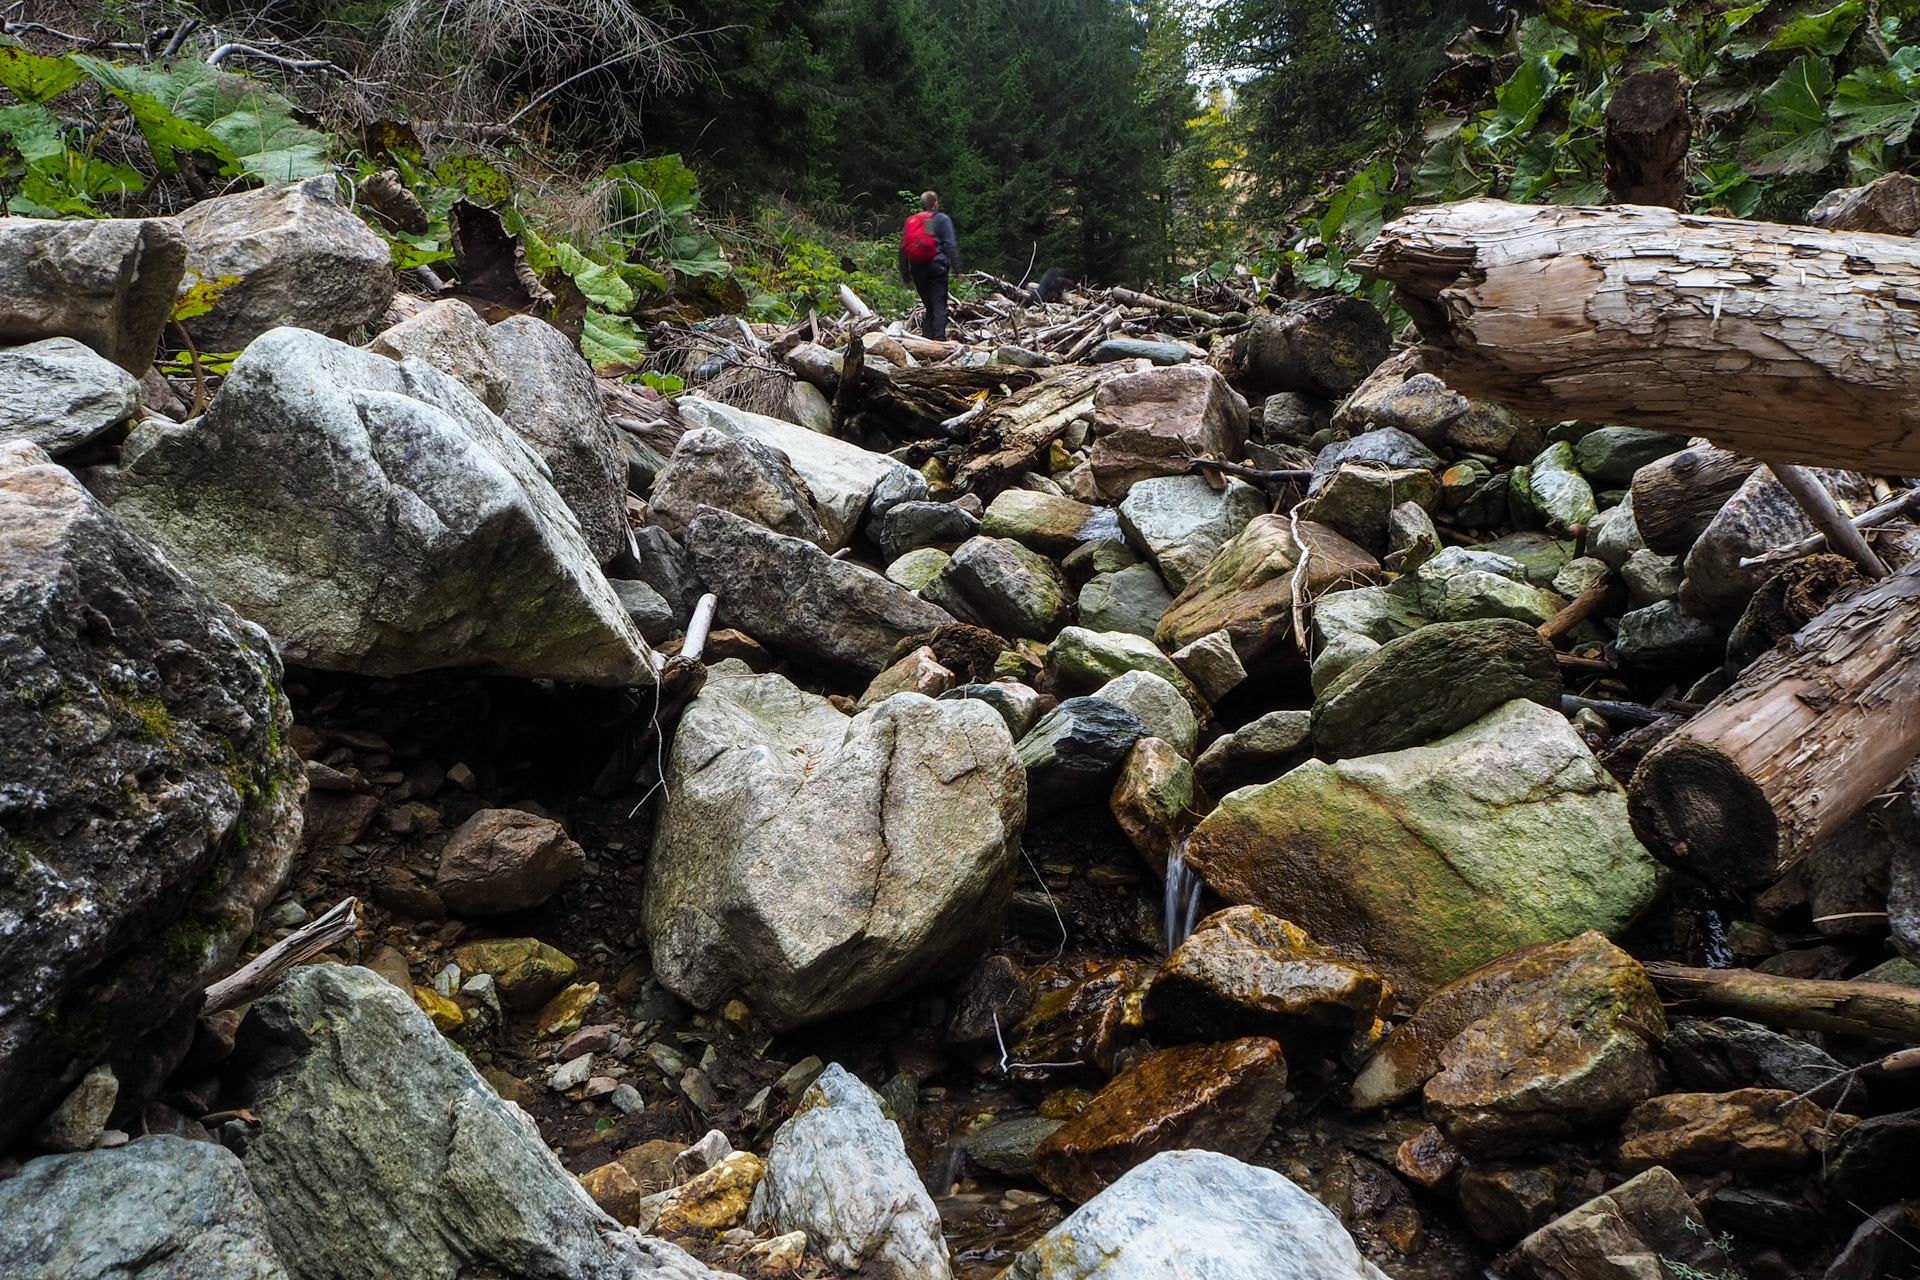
[
  {"left": 1456, "top": 1163, "right": 1560, "bottom": 1244},
  {"left": 674, "top": 1128, "right": 736, "bottom": 1183},
  {"left": 446, "top": 762, "right": 477, "bottom": 791},
  {"left": 1169, "top": 630, "right": 1246, "bottom": 704},
  {"left": 609, "top": 1084, "right": 643, "bottom": 1114},
  {"left": 411, "top": 985, "right": 466, "bottom": 1033},
  {"left": 777, "top": 1055, "right": 826, "bottom": 1098},
  {"left": 869, "top": 500, "right": 979, "bottom": 562},
  {"left": 1551, "top": 555, "right": 1611, "bottom": 599},
  {"left": 680, "top": 1068, "right": 719, "bottom": 1113},
  {"left": 654, "top": 1151, "right": 766, "bottom": 1235},
  {"left": 434, "top": 808, "right": 586, "bottom": 915},
  {"left": 535, "top": 982, "right": 601, "bottom": 1039},
  {"left": 1383, "top": 500, "right": 1441, "bottom": 574},
  {"left": 617, "top": 1138, "right": 685, "bottom": 1190},
  {"left": 582, "top": 1077, "right": 618, "bottom": 1100},
  {"left": 937, "top": 681, "right": 1046, "bottom": 739},
  {"left": 1616, "top": 1088, "right": 1857, "bottom": 1174},
  {"left": 857, "top": 645, "right": 954, "bottom": 709},
  {"left": 1191, "top": 709, "right": 1313, "bottom": 795},
  {"left": 550, "top": 1053, "right": 594, "bottom": 1092},
  {"left": 365, "top": 945, "right": 414, "bottom": 993},
  {"left": 1573, "top": 426, "right": 1688, "bottom": 488},
  {"left": 579, "top": 1159, "right": 649, "bottom": 1224},
  {"left": 1507, "top": 1167, "right": 1729, "bottom": 1280},
  {"left": 452, "top": 938, "right": 577, "bottom": 1010},
  {"left": 559, "top": 1023, "right": 619, "bottom": 1059},
  {"left": 885, "top": 546, "right": 949, "bottom": 591},
  {"left": 1110, "top": 737, "right": 1194, "bottom": 872},
  {"left": 34, "top": 1064, "right": 117, "bottom": 1153},
  {"left": 1394, "top": 1125, "right": 1460, "bottom": 1189},
  {"left": 751, "top": 1230, "right": 808, "bottom": 1273}
]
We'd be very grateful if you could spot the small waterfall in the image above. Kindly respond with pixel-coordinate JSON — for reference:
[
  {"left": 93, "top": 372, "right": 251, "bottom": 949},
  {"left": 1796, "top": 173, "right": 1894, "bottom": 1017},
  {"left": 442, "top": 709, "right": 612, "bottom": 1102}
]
[
  {"left": 1164, "top": 838, "right": 1204, "bottom": 954},
  {"left": 937, "top": 1143, "right": 968, "bottom": 1197}
]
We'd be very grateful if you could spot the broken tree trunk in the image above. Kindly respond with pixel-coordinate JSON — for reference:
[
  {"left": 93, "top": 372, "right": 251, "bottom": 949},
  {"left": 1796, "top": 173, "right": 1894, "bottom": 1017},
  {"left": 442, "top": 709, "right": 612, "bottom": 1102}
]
[
  {"left": 860, "top": 364, "right": 1045, "bottom": 438},
  {"left": 1630, "top": 443, "right": 1757, "bottom": 556},
  {"left": 1604, "top": 69, "right": 1691, "bottom": 210},
  {"left": 1628, "top": 560, "right": 1920, "bottom": 888},
  {"left": 1644, "top": 963, "right": 1920, "bottom": 1044},
  {"left": 1353, "top": 199, "right": 1920, "bottom": 474},
  {"left": 952, "top": 365, "right": 1120, "bottom": 496}
]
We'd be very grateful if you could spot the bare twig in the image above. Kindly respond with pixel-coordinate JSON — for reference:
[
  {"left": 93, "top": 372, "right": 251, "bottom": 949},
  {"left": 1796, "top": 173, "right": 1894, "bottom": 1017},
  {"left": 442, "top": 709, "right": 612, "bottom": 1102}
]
[
  {"left": 172, "top": 320, "right": 209, "bottom": 417},
  {"left": 206, "top": 42, "right": 344, "bottom": 74},
  {"left": 204, "top": 898, "right": 360, "bottom": 1014},
  {"left": 1769, "top": 463, "right": 1888, "bottom": 578},
  {"left": 1739, "top": 486, "right": 1920, "bottom": 568}
]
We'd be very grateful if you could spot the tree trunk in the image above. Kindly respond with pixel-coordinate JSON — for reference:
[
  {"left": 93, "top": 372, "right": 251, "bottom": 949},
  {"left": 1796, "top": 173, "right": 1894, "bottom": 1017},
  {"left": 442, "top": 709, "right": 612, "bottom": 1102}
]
[
  {"left": 1628, "top": 562, "right": 1920, "bottom": 888},
  {"left": 1644, "top": 963, "right": 1920, "bottom": 1043},
  {"left": 1353, "top": 199, "right": 1920, "bottom": 474},
  {"left": 1604, "top": 69, "right": 1691, "bottom": 210},
  {"left": 1629, "top": 443, "right": 1758, "bottom": 556},
  {"left": 952, "top": 366, "right": 1121, "bottom": 497}
]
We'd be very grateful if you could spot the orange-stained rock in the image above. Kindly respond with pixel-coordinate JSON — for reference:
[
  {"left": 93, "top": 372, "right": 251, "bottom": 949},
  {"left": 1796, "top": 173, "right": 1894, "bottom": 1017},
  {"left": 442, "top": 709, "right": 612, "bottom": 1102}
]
[
  {"left": 1394, "top": 1125, "right": 1461, "bottom": 1190},
  {"left": 653, "top": 1151, "right": 766, "bottom": 1235},
  {"left": 616, "top": 1138, "right": 685, "bottom": 1190},
  {"left": 1008, "top": 960, "right": 1147, "bottom": 1083},
  {"left": 1456, "top": 1163, "right": 1559, "bottom": 1245},
  {"left": 1616, "top": 1089, "right": 1858, "bottom": 1174},
  {"left": 1144, "top": 906, "right": 1387, "bottom": 1058},
  {"left": 578, "top": 1159, "right": 648, "bottom": 1224},
  {"left": 1155, "top": 516, "right": 1379, "bottom": 663},
  {"left": 1031, "top": 1036, "right": 1288, "bottom": 1203}
]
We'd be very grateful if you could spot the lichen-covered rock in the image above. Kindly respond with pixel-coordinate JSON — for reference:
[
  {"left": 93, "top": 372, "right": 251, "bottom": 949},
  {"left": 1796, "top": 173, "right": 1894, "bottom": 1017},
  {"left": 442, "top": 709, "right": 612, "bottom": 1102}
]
[
  {"left": 450, "top": 937, "right": 578, "bottom": 1010},
  {"left": 651, "top": 425, "right": 825, "bottom": 547},
  {"left": 1144, "top": 907, "right": 1386, "bottom": 1056},
  {"left": 89, "top": 327, "right": 657, "bottom": 685},
  {"left": 1509, "top": 441, "right": 1597, "bottom": 531},
  {"left": 231, "top": 963, "right": 725, "bottom": 1280},
  {"left": 1110, "top": 737, "right": 1193, "bottom": 870},
  {"left": 1046, "top": 627, "right": 1200, "bottom": 707},
  {"left": 1156, "top": 516, "right": 1379, "bottom": 664},
  {"left": 1349, "top": 932, "right": 1668, "bottom": 1159},
  {"left": 1093, "top": 671, "right": 1196, "bottom": 757},
  {"left": 1616, "top": 1089, "right": 1856, "bottom": 1174},
  {"left": 1296, "top": 464, "right": 1439, "bottom": 556},
  {"left": 1076, "top": 563, "right": 1174, "bottom": 638},
  {"left": 644, "top": 667, "right": 1025, "bottom": 1028},
  {"left": 981, "top": 489, "right": 1099, "bottom": 557},
  {"left": 175, "top": 176, "right": 393, "bottom": 352},
  {"left": 1031, "top": 1037, "right": 1290, "bottom": 1202},
  {"left": 0, "top": 216, "right": 186, "bottom": 373},
  {"left": 1312, "top": 617, "right": 1561, "bottom": 758},
  {"left": 1507, "top": 1167, "right": 1730, "bottom": 1280},
  {"left": 0, "top": 442, "right": 302, "bottom": 1149},
  {"left": 0, "top": 1135, "right": 290, "bottom": 1279},
  {"left": 0, "top": 337, "right": 141, "bottom": 456},
  {"left": 751, "top": 1064, "right": 950, "bottom": 1279},
  {"left": 1185, "top": 700, "right": 1667, "bottom": 999},
  {"left": 1009, "top": 1150, "right": 1390, "bottom": 1280}
]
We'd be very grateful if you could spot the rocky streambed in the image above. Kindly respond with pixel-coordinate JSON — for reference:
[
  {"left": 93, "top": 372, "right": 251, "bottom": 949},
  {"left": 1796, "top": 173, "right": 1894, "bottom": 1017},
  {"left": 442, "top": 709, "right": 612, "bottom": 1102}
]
[{"left": 2, "top": 180, "right": 1920, "bottom": 1280}]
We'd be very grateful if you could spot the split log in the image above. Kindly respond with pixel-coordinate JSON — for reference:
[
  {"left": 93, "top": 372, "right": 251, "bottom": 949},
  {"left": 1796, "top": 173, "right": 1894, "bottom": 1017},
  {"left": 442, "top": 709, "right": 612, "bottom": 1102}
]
[
  {"left": 1604, "top": 69, "right": 1690, "bottom": 210},
  {"left": 1109, "top": 287, "right": 1225, "bottom": 326},
  {"left": 1353, "top": 199, "right": 1920, "bottom": 474},
  {"left": 1645, "top": 963, "right": 1920, "bottom": 1044},
  {"left": 952, "top": 366, "right": 1120, "bottom": 496},
  {"left": 203, "top": 898, "right": 360, "bottom": 1015},
  {"left": 859, "top": 364, "right": 1045, "bottom": 438},
  {"left": 1810, "top": 172, "right": 1920, "bottom": 236},
  {"left": 1628, "top": 561, "right": 1920, "bottom": 888},
  {"left": 1629, "top": 443, "right": 1758, "bottom": 556}
]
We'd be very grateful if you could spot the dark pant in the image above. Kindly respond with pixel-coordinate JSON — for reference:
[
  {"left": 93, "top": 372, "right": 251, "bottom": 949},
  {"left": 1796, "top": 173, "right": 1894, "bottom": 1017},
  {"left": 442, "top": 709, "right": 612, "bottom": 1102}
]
[{"left": 910, "top": 261, "right": 950, "bottom": 341}]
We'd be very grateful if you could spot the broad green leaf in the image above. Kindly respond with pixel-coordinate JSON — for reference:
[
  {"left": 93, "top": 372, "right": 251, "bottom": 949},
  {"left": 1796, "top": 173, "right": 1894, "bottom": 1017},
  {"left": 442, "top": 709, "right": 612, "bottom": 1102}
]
[
  {"left": 1541, "top": 0, "right": 1625, "bottom": 47},
  {"left": 435, "top": 155, "right": 511, "bottom": 205},
  {"left": 172, "top": 270, "right": 242, "bottom": 321},
  {"left": 209, "top": 110, "right": 329, "bottom": 180},
  {"left": 1765, "top": 0, "right": 1864, "bottom": 54},
  {"left": 1744, "top": 55, "right": 1836, "bottom": 174},
  {"left": 1517, "top": 15, "right": 1581, "bottom": 59},
  {"left": 607, "top": 154, "right": 699, "bottom": 218},
  {"left": 387, "top": 230, "right": 454, "bottom": 271},
  {"left": 1848, "top": 135, "right": 1890, "bottom": 182},
  {"left": 641, "top": 370, "right": 683, "bottom": 394},
  {"left": 1413, "top": 130, "right": 1480, "bottom": 202},
  {"left": 0, "top": 102, "right": 66, "bottom": 165},
  {"left": 1831, "top": 63, "right": 1920, "bottom": 145},
  {"left": 0, "top": 45, "right": 83, "bottom": 104},
  {"left": 1481, "top": 53, "right": 1563, "bottom": 147},
  {"left": 552, "top": 242, "right": 635, "bottom": 311},
  {"left": 110, "top": 89, "right": 240, "bottom": 175},
  {"left": 579, "top": 308, "right": 644, "bottom": 371}
]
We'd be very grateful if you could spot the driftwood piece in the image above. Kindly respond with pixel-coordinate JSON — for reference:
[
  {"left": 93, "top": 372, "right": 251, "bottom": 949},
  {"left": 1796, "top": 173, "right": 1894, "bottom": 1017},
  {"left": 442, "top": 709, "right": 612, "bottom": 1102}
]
[
  {"left": 952, "top": 366, "right": 1120, "bottom": 496},
  {"left": 860, "top": 365, "right": 1044, "bottom": 438},
  {"left": 1630, "top": 443, "right": 1757, "bottom": 556},
  {"left": 1629, "top": 561, "right": 1920, "bottom": 888},
  {"left": 1680, "top": 465, "right": 1874, "bottom": 625},
  {"left": 1604, "top": 69, "right": 1691, "bottom": 210},
  {"left": 831, "top": 332, "right": 866, "bottom": 435},
  {"left": 203, "top": 898, "right": 360, "bottom": 1015},
  {"left": 1109, "top": 287, "right": 1225, "bottom": 326},
  {"left": 1539, "top": 575, "right": 1615, "bottom": 642},
  {"left": 1770, "top": 463, "right": 1887, "bottom": 578},
  {"left": 1645, "top": 963, "right": 1920, "bottom": 1044},
  {"left": 1353, "top": 199, "right": 1920, "bottom": 473}
]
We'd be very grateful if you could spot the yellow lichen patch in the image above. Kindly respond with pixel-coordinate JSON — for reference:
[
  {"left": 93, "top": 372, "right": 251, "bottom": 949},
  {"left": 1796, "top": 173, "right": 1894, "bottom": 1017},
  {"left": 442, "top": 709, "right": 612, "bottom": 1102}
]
[
  {"left": 412, "top": 984, "right": 465, "bottom": 1033},
  {"left": 653, "top": 1152, "right": 766, "bottom": 1235},
  {"left": 535, "top": 981, "right": 600, "bottom": 1038}
]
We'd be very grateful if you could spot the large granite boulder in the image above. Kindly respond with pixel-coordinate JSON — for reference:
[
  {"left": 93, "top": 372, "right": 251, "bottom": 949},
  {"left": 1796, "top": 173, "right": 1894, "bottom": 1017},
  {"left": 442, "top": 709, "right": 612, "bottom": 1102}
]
[
  {"left": 750, "top": 1064, "right": 950, "bottom": 1279},
  {"left": 0, "top": 337, "right": 141, "bottom": 456},
  {"left": 175, "top": 177, "right": 393, "bottom": 353},
  {"left": 0, "top": 216, "right": 186, "bottom": 373},
  {"left": 678, "top": 396, "right": 909, "bottom": 549},
  {"left": 89, "top": 327, "right": 657, "bottom": 685},
  {"left": 1184, "top": 699, "right": 1667, "bottom": 998},
  {"left": 1155, "top": 515, "right": 1379, "bottom": 665},
  {"left": 1087, "top": 364, "right": 1249, "bottom": 501},
  {"left": 1118, "top": 475, "right": 1267, "bottom": 592},
  {"left": 644, "top": 666, "right": 1026, "bottom": 1028},
  {"left": 687, "top": 507, "right": 953, "bottom": 676},
  {"left": 0, "top": 442, "right": 302, "bottom": 1149},
  {"left": 1009, "top": 1150, "right": 1391, "bottom": 1280},
  {"left": 231, "top": 963, "right": 725, "bottom": 1280},
  {"left": 0, "top": 1135, "right": 290, "bottom": 1279},
  {"left": 650, "top": 425, "right": 825, "bottom": 547}
]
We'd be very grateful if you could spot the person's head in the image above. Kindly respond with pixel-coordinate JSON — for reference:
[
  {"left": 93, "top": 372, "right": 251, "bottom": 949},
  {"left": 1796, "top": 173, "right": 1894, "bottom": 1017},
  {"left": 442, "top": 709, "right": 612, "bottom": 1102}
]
[{"left": 920, "top": 191, "right": 940, "bottom": 212}]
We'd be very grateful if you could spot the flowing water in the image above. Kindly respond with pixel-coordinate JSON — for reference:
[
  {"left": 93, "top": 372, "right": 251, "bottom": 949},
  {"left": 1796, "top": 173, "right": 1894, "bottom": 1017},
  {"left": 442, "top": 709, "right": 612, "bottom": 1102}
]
[{"left": 1163, "top": 837, "right": 1204, "bottom": 953}]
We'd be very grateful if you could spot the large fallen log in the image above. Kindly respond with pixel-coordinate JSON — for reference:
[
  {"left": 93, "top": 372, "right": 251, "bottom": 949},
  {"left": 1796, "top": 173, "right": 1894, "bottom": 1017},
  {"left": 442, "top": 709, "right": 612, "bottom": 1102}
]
[
  {"left": 1645, "top": 963, "right": 1920, "bottom": 1044},
  {"left": 952, "top": 365, "right": 1120, "bottom": 496},
  {"left": 1628, "top": 561, "right": 1920, "bottom": 888},
  {"left": 1353, "top": 199, "right": 1920, "bottom": 474}
]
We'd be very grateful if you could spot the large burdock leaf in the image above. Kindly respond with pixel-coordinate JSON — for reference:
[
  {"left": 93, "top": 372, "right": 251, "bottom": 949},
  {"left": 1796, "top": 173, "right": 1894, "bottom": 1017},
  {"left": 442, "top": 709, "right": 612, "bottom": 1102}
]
[{"left": 1743, "top": 54, "right": 1837, "bottom": 174}]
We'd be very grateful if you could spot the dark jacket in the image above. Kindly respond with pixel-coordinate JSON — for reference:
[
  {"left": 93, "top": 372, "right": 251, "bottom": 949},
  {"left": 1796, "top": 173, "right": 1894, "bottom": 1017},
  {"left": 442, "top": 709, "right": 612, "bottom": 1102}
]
[{"left": 900, "top": 211, "right": 960, "bottom": 279}]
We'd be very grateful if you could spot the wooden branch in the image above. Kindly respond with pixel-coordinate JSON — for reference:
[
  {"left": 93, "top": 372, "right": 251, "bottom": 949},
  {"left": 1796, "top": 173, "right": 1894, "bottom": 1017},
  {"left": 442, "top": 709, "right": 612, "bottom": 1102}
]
[
  {"left": 1770, "top": 463, "right": 1887, "bottom": 578},
  {"left": 1538, "top": 575, "right": 1614, "bottom": 642},
  {"left": 1180, "top": 455, "right": 1313, "bottom": 485},
  {"left": 837, "top": 285, "right": 875, "bottom": 322},
  {"left": 1354, "top": 199, "right": 1920, "bottom": 474},
  {"left": 1645, "top": 963, "right": 1920, "bottom": 1044},
  {"left": 953, "top": 366, "right": 1119, "bottom": 496},
  {"left": 1108, "top": 287, "right": 1224, "bottom": 326},
  {"left": 831, "top": 329, "right": 867, "bottom": 436},
  {"left": 1629, "top": 561, "right": 1920, "bottom": 888},
  {"left": 1604, "top": 69, "right": 1691, "bottom": 210},
  {"left": 682, "top": 593, "right": 718, "bottom": 663},
  {"left": 204, "top": 898, "right": 360, "bottom": 1015},
  {"left": 1740, "top": 486, "right": 1920, "bottom": 568}
]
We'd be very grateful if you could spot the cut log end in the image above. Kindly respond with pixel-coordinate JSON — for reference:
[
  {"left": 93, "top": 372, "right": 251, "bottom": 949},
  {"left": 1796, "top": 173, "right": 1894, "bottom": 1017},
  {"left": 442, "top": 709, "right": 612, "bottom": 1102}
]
[{"left": 1628, "top": 735, "right": 1779, "bottom": 888}]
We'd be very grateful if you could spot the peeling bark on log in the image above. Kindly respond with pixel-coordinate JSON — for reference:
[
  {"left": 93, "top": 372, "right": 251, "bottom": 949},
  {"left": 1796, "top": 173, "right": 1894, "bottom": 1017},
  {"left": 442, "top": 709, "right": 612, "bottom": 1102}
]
[
  {"left": 860, "top": 365, "right": 1045, "bottom": 437},
  {"left": 952, "top": 366, "right": 1120, "bottom": 497},
  {"left": 1605, "top": 69, "right": 1691, "bottom": 210},
  {"left": 1630, "top": 443, "right": 1757, "bottom": 556},
  {"left": 1629, "top": 562, "right": 1920, "bottom": 888},
  {"left": 1354, "top": 199, "right": 1920, "bottom": 473},
  {"left": 1645, "top": 963, "right": 1920, "bottom": 1044}
]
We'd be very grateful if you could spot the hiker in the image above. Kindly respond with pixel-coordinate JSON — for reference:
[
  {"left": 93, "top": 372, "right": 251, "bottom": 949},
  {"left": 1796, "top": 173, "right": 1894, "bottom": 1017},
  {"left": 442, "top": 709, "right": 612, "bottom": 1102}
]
[{"left": 899, "top": 191, "right": 960, "bottom": 341}]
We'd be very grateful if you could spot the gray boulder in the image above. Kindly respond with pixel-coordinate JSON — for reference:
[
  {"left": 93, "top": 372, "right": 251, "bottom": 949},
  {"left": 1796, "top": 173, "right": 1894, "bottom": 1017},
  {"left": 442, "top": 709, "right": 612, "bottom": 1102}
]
[
  {"left": 0, "top": 1136, "right": 290, "bottom": 1279},
  {"left": 630, "top": 526, "right": 697, "bottom": 621},
  {"left": 1574, "top": 426, "right": 1688, "bottom": 488},
  {"left": 1008, "top": 1150, "right": 1388, "bottom": 1280},
  {"left": 364, "top": 298, "right": 507, "bottom": 410},
  {"left": 651, "top": 425, "right": 826, "bottom": 548},
  {"left": 922, "top": 535, "right": 1073, "bottom": 640},
  {"left": 1076, "top": 563, "right": 1173, "bottom": 639},
  {"left": 0, "top": 337, "right": 141, "bottom": 455},
  {"left": 610, "top": 579, "right": 676, "bottom": 642},
  {"left": 1616, "top": 600, "right": 1720, "bottom": 667},
  {"left": 0, "top": 441, "right": 302, "bottom": 1150},
  {"left": 1087, "top": 364, "right": 1249, "bottom": 501},
  {"left": 870, "top": 500, "right": 979, "bottom": 561},
  {"left": 644, "top": 668, "right": 1026, "bottom": 1028},
  {"left": 486, "top": 316, "right": 633, "bottom": 566},
  {"left": 1193, "top": 709, "right": 1312, "bottom": 794},
  {"left": 1682, "top": 466, "right": 1875, "bottom": 624},
  {"left": 232, "top": 963, "right": 725, "bottom": 1280},
  {"left": 688, "top": 507, "right": 953, "bottom": 676},
  {"left": 1095, "top": 670, "right": 1198, "bottom": 758},
  {"left": 678, "top": 396, "right": 909, "bottom": 549},
  {"left": 1312, "top": 617, "right": 1562, "bottom": 758},
  {"left": 90, "top": 328, "right": 658, "bottom": 685},
  {"left": 174, "top": 176, "right": 393, "bottom": 353},
  {"left": 751, "top": 1064, "right": 950, "bottom": 1279},
  {"left": 1308, "top": 427, "right": 1442, "bottom": 494},
  {"left": 1509, "top": 441, "right": 1598, "bottom": 531},
  {"left": 1118, "top": 476, "right": 1267, "bottom": 592},
  {"left": 1017, "top": 696, "right": 1148, "bottom": 818},
  {"left": 0, "top": 216, "right": 186, "bottom": 373}
]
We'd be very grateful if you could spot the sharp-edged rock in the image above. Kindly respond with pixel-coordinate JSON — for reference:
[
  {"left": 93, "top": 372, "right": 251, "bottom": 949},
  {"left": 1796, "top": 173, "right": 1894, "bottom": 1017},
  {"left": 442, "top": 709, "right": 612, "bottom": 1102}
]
[{"left": 0, "top": 216, "right": 186, "bottom": 373}]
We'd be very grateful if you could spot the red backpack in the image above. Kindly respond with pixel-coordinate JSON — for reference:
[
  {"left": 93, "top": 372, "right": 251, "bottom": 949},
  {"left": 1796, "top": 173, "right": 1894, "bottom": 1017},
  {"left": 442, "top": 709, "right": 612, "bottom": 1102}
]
[{"left": 901, "top": 211, "right": 939, "bottom": 263}]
